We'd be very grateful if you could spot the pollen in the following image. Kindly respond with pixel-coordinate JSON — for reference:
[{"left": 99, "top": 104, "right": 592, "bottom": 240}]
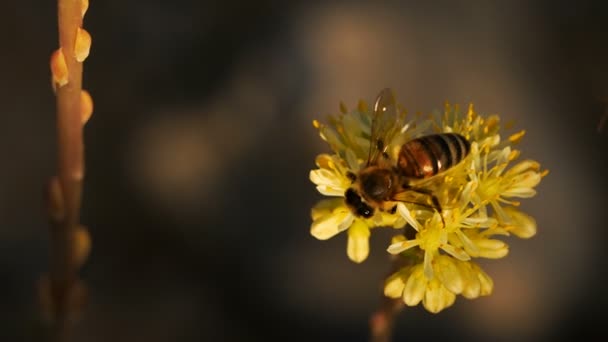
[{"left": 312, "top": 119, "right": 320, "bottom": 128}]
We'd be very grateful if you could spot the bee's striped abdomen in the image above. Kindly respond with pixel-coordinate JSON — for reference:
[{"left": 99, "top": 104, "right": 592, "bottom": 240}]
[{"left": 397, "top": 133, "right": 470, "bottom": 179}]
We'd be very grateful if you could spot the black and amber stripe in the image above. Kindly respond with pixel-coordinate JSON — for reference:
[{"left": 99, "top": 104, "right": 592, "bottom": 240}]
[{"left": 397, "top": 133, "right": 470, "bottom": 179}]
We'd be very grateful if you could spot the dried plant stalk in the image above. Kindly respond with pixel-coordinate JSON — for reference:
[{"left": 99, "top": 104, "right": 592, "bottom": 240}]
[
  {"left": 46, "top": 1, "right": 91, "bottom": 341},
  {"left": 369, "top": 297, "right": 403, "bottom": 342}
]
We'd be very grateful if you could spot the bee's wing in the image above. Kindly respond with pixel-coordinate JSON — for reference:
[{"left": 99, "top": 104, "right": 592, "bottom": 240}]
[{"left": 367, "top": 88, "right": 402, "bottom": 166}]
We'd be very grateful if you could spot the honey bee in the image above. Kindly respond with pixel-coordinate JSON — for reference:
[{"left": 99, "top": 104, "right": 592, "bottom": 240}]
[{"left": 344, "top": 88, "right": 471, "bottom": 221}]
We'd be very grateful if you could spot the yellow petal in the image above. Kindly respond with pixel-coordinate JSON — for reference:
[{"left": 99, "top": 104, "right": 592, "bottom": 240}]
[
  {"left": 460, "top": 180, "right": 477, "bottom": 201},
  {"left": 423, "top": 249, "right": 434, "bottom": 280},
  {"left": 309, "top": 168, "right": 348, "bottom": 196},
  {"left": 422, "top": 278, "right": 456, "bottom": 313},
  {"left": 502, "top": 168, "right": 541, "bottom": 197},
  {"left": 315, "top": 184, "right": 348, "bottom": 197},
  {"left": 493, "top": 146, "right": 511, "bottom": 165},
  {"left": 503, "top": 207, "right": 537, "bottom": 239},
  {"left": 391, "top": 234, "right": 406, "bottom": 244},
  {"left": 397, "top": 203, "right": 421, "bottom": 231},
  {"left": 475, "top": 239, "right": 509, "bottom": 259},
  {"left": 457, "top": 261, "right": 481, "bottom": 299},
  {"left": 384, "top": 270, "right": 406, "bottom": 298},
  {"left": 504, "top": 160, "right": 540, "bottom": 177},
  {"left": 435, "top": 256, "right": 464, "bottom": 294},
  {"left": 347, "top": 221, "right": 370, "bottom": 263},
  {"left": 441, "top": 243, "right": 471, "bottom": 261},
  {"left": 50, "top": 48, "right": 68, "bottom": 88},
  {"left": 455, "top": 229, "right": 479, "bottom": 255},
  {"left": 310, "top": 205, "right": 353, "bottom": 240},
  {"left": 471, "top": 263, "right": 494, "bottom": 296},
  {"left": 502, "top": 187, "right": 537, "bottom": 198},
  {"left": 481, "top": 135, "right": 500, "bottom": 149},
  {"left": 386, "top": 239, "right": 420, "bottom": 255},
  {"left": 75, "top": 28, "right": 92, "bottom": 62},
  {"left": 81, "top": 89, "right": 93, "bottom": 125},
  {"left": 310, "top": 155, "right": 350, "bottom": 196},
  {"left": 403, "top": 266, "right": 426, "bottom": 306},
  {"left": 311, "top": 198, "right": 342, "bottom": 220}
]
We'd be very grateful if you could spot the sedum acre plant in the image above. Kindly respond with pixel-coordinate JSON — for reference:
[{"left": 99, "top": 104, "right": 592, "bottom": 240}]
[{"left": 309, "top": 89, "right": 546, "bottom": 336}]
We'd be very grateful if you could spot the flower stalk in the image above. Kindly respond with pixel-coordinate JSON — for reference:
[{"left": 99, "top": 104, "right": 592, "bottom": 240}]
[
  {"left": 369, "top": 253, "right": 411, "bottom": 342},
  {"left": 44, "top": 1, "right": 92, "bottom": 341}
]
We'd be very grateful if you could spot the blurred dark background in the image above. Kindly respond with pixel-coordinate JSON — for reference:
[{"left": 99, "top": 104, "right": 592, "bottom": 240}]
[{"left": 1, "top": 1, "right": 608, "bottom": 341}]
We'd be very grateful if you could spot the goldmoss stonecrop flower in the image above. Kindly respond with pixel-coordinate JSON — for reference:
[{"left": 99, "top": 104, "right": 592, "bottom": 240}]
[{"left": 310, "top": 92, "right": 546, "bottom": 313}]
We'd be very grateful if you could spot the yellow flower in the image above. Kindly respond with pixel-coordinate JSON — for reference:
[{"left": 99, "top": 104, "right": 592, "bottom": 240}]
[
  {"left": 309, "top": 154, "right": 351, "bottom": 197},
  {"left": 457, "top": 259, "right": 494, "bottom": 299},
  {"left": 384, "top": 255, "right": 493, "bottom": 313},
  {"left": 310, "top": 196, "right": 405, "bottom": 263},
  {"left": 310, "top": 198, "right": 353, "bottom": 240},
  {"left": 309, "top": 109, "right": 406, "bottom": 263},
  {"left": 347, "top": 220, "right": 371, "bottom": 263},
  {"left": 387, "top": 213, "right": 470, "bottom": 280},
  {"left": 312, "top": 104, "right": 371, "bottom": 170},
  {"left": 387, "top": 181, "right": 500, "bottom": 278},
  {"left": 310, "top": 92, "right": 545, "bottom": 312}
]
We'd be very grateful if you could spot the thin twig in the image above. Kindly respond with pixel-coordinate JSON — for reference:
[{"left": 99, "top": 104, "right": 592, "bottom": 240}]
[
  {"left": 369, "top": 253, "right": 413, "bottom": 342},
  {"left": 369, "top": 296, "right": 404, "bottom": 342},
  {"left": 47, "top": 1, "right": 86, "bottom": 341}
]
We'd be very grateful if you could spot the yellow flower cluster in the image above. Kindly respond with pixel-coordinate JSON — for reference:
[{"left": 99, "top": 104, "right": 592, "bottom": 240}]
[{"left": 310, "top": 98, "right": 546, "bottom": 313}]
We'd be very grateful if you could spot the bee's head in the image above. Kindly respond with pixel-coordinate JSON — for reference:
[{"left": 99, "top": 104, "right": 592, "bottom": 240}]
[
  {"left": 359, "top": 169, "right": 393, "bottom": 202},
  {"left": 345, "top": 188, "right": 374, "bottom": 218}
]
